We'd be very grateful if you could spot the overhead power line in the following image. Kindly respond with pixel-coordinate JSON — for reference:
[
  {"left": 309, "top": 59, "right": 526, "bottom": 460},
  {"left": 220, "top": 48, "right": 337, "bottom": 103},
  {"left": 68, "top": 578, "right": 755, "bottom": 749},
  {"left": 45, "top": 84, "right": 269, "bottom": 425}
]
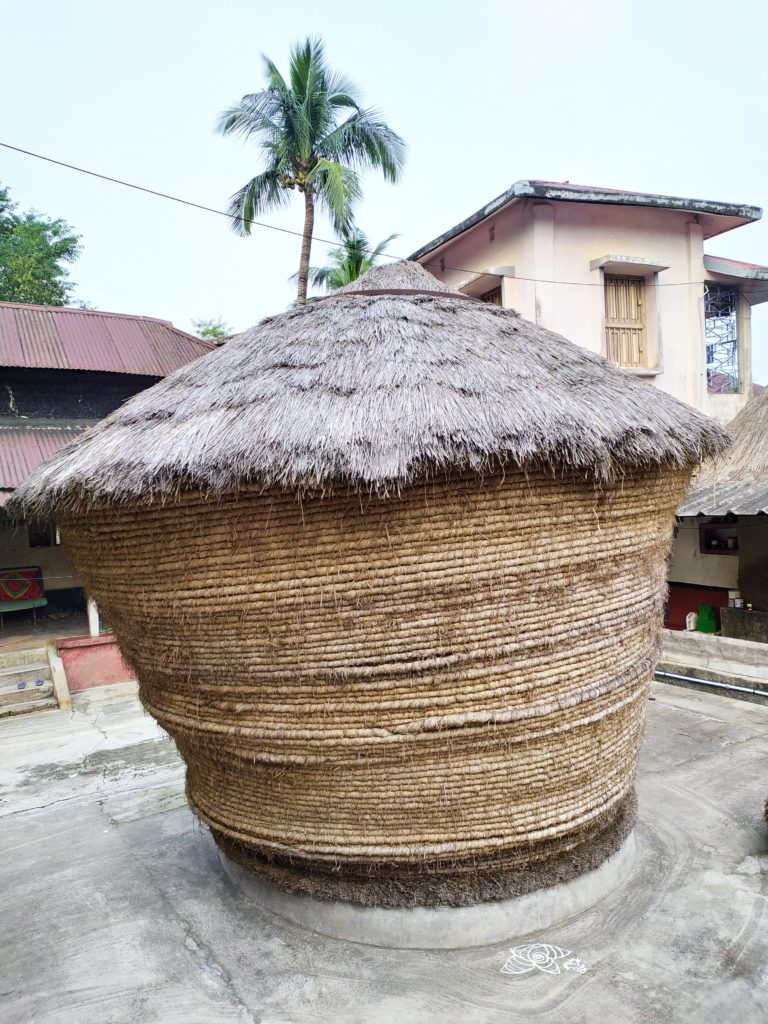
[
  {"left": 0, "top": 140, "right": 717, "bottom": 289},
  {"left": 0, "top": 141, "right": 309, "bottom": 242}
]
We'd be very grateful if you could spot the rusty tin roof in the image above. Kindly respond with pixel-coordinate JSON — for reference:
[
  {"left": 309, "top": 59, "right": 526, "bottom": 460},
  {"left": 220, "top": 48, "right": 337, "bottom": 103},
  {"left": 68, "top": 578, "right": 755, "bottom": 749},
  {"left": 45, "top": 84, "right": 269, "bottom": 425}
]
[
  {"left": 0, "top": 302, "right": 214, "bottom": 377},
  {"left": 0, "top": 421, "right": 96, "bottom": 503}
]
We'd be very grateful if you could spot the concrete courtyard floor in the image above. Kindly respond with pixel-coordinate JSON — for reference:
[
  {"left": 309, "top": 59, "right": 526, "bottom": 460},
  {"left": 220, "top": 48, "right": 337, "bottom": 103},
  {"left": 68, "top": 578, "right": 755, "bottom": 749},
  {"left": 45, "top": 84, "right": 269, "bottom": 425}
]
[{"left": 1, "top": 682, "right": 766, "bottom": 1024}]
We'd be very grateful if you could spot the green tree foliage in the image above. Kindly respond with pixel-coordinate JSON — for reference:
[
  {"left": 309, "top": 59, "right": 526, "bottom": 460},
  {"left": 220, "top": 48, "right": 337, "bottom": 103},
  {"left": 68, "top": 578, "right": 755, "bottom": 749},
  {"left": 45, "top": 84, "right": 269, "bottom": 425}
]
[
  {"left": 0, "top": 184, "right": 82, "bottom": 305},
  {"left": 296, "top": 226, "right": 399, "bottom": 292},
  {"left": 191, "top": 317, "right": 230, "bottom": 339},
  {"left": 216, "top": 37, "right": 405, "bottom": 303}
]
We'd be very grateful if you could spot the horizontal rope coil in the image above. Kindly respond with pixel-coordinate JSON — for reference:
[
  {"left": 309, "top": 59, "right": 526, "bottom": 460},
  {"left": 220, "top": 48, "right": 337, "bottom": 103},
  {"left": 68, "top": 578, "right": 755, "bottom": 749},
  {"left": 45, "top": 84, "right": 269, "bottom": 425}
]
[{"left": 60, "top": 468, "right": 689, "bottom": 905}]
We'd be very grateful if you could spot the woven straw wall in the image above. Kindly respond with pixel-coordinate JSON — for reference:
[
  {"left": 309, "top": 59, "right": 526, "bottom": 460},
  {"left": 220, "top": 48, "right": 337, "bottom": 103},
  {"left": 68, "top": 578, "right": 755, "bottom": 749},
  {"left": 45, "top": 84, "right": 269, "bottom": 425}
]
[{"left": 60, "top": 467, "right": 690, "bottom": 907}]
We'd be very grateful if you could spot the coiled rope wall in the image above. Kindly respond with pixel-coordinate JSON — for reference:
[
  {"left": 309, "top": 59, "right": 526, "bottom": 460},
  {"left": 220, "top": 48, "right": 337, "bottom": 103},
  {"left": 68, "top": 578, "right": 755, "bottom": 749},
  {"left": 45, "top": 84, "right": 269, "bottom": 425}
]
[{"left": 61, "top": 468, "right": 690, "bottom": 906}]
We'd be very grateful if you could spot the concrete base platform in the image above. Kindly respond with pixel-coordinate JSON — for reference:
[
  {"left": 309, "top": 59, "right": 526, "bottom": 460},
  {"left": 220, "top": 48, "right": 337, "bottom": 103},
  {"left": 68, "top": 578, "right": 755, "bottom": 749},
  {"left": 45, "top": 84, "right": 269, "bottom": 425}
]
[
  {"left": 3, "top": 681, "right": 767, "bottom": 1023},
  {"left": 219, "top": 833, "right": 636, "bottom": 949}
]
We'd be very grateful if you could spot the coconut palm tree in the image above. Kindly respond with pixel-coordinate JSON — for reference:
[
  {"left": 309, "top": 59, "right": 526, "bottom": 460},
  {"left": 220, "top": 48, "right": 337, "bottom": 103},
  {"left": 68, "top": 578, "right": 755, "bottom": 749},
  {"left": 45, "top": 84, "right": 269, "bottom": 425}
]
[
  {"left": 216, "top": 37, "right": 405, "bottom": 303},
  {"left": 293, "top": 226, "right": 399, "bottom": 293}
]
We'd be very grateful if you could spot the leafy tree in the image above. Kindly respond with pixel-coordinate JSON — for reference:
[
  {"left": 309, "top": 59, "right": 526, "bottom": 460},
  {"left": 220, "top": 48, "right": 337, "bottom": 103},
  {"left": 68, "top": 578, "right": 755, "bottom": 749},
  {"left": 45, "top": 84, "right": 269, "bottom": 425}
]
[
  {"left": 191, "top": 317, "right": 231, "bottom": 340},
  {"left": 295, "top": 225, "right": 399, "bottom": 292},
  {"left": 216, "top": 37, "right": 405, "bottom": 303},
  {"left": 0, "top": 184, "right": 82, "bottom": 305}
]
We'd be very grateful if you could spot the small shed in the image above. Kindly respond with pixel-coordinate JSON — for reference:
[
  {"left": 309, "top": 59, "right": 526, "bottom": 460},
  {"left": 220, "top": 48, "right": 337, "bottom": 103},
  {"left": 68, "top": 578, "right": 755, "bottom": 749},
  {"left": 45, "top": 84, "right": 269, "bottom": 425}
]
[
  {"left": 675, "top": 387, "right": 768, "bottom": 635},
  {"left": 9, "top": 262, "right": 727, "bottom": 909},
  {"left": 0, "top": 300, "right": 213, "bottom": 612}
]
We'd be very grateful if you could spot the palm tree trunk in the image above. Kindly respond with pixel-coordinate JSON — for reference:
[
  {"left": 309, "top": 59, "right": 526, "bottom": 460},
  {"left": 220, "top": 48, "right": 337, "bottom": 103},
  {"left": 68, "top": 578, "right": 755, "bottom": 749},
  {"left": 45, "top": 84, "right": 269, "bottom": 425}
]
[{"left": 297, "top": 189, "right": 315, "bottom": 303}]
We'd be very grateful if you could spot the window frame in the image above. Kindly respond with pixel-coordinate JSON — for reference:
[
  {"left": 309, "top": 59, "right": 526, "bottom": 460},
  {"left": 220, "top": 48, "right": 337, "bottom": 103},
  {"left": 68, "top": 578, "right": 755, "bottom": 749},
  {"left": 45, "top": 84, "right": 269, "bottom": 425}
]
[{"left": 600, "top": 270, "right": 662, "bottom": 373}]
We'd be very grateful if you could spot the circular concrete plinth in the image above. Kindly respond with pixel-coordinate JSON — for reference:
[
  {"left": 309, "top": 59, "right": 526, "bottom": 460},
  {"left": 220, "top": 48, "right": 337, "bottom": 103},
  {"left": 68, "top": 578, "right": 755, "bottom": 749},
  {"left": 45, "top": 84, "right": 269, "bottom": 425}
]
[{"left": 219, "top": 832, "right": 636, "bottom": 949}]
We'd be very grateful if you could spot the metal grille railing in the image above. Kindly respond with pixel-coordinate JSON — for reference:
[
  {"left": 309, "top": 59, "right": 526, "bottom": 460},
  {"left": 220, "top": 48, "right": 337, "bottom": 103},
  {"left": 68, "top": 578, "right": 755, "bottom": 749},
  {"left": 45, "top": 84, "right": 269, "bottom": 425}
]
[{"left": 705, "top": 283, "right": 740, "bottom": 394}]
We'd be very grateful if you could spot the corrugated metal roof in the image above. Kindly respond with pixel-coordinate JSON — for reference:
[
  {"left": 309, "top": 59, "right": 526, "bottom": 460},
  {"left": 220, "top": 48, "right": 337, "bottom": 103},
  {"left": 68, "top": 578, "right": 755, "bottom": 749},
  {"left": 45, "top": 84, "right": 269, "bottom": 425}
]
[
  {"left": 678, "top": 479, "right": 768, "bottom": 518},
  {"left": 0, "top": 302, "right": 215, "bottom": 376},
  {"left": 0, "top": 421, "right": 94, "bottom": 498}
]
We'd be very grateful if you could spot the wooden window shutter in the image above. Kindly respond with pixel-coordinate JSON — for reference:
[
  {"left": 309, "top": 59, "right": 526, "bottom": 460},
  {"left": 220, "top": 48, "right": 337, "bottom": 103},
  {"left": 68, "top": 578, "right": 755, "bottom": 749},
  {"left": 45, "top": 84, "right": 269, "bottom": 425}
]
[
  {"left": 604, "top": 275, "right": 647, "bottom": 367},
  {"left": 480, "top": 286, "right": 502, "bottom": 306}
]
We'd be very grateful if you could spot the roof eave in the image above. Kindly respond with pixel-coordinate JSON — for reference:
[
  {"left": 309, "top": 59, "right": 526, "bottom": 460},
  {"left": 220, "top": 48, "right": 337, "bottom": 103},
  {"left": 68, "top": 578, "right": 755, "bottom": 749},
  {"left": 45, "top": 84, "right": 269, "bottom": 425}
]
[
  {"left": 410, "top": 180, "right": 763, "bottom": 260},
  {"left": 679, "top": 504, "right": 768, "bottom": 517},
  {"left": 704, "top": 255, "right": 768, "bottom": 305},
  {"left": 409, "top": 185, "right": 528, "bottom": 262},
  {"left": 0, "top": 417, "right": 100, "bottom": 431},
  {"left": 678, "top": 482, "right": 768, "bottom": 517},
  {"left": 704, "top": 255, "right": 768, "bottom": 279}
]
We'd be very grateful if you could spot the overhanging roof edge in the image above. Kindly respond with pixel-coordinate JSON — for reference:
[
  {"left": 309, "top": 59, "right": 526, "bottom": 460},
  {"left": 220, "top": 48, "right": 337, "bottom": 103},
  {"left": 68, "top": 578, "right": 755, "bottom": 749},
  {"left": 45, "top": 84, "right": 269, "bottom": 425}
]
[
  {"left": 704, "top": 255, "right": 768, "bottom": 280},
  {"left": 410, "top": 180, "right": 763, "bottom": 262}
]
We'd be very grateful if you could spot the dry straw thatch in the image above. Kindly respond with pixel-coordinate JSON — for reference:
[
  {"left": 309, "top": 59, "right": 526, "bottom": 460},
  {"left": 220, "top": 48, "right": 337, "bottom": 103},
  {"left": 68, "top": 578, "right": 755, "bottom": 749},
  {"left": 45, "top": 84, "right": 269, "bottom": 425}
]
[
  {"left": 12, "top": 261, "right": 726, "bottom": 517},
  {"left": 9, "top": 262, "right": 729, "bottom": 907},
  {"left": 678, "top": 386, "right": 768, "bottom": 516},
  {"left": 712, "top": 388, "right": 768, "bottom": 480}
]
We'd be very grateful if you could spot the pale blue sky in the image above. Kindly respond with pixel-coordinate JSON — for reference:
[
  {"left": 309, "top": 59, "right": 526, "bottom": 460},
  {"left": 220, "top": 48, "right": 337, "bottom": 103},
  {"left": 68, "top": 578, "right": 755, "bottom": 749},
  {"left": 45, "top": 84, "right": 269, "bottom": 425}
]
[{"left": 3, "top": 0, "right": 767, "bottom": 381}]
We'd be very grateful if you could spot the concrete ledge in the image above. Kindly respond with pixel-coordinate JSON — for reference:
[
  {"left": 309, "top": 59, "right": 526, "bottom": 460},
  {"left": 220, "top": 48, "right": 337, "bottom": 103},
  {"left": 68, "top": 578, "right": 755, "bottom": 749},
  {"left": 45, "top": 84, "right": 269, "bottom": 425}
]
[
  {"left": 71, "top": 679, "right": 139, "bottom": 711},
  {"left": 662, "top": 628, "right": 768, "bottom": 678},
  {"left": 660, "top": 629, "right": 768, "bottom": 704},
  {"left": 46, "top": 646, "right": 71, "bottom": 711},
  {"left": 57, "top": 633, "right": 136, "bottom": 692},
  {"left": 219, "top": 832, "right": 636, "bottom": 949}
]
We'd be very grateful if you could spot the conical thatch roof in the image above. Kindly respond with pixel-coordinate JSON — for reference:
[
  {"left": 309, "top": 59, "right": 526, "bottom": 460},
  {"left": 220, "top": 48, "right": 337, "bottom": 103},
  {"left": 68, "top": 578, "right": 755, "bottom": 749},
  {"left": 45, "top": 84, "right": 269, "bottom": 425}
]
[
  {"left": 678, "top": 387, "right": 768, "bottom": 516},
  {"left": 9, "top": 261, "right": 728, "bottom": 517}
]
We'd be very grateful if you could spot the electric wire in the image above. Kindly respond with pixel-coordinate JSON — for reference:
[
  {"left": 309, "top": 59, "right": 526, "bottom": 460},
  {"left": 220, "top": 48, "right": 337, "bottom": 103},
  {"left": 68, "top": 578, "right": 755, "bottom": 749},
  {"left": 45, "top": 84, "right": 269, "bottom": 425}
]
[{"left": 0, "top": 141, "right": 730, "bottom": 289}]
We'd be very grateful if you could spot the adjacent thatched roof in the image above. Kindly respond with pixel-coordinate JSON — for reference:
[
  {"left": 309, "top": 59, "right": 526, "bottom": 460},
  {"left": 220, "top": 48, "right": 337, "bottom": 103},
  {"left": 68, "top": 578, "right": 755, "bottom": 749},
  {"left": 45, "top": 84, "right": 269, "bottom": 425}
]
[
  {"left": 678, "top": 388, "right": 768, "bottom": 516},
  {"left": 9, "top": 261, "right": 729, "bottom": 517}
]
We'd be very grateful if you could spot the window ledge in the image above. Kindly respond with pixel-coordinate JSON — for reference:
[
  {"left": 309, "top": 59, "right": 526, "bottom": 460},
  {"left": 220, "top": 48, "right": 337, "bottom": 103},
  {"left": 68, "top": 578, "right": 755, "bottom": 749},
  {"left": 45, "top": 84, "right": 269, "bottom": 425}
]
[
  {"left": 458, "top": 266, "right": 515, "bottom": 297},
  {"left": 591, "top": 255, "right": 669, "bottom": 274},
  {"left": 616, "top": 366, "right": 663, "bottom": 377}
]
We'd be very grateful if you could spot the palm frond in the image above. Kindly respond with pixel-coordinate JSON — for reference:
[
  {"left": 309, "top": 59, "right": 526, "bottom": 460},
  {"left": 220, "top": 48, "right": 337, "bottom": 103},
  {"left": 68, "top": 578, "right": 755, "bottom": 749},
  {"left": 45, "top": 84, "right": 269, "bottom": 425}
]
[
  {"left": 308, "top": 159, "right": 361, "bottom": 232},
  {"left": 293, "top": 226, "right": 399, "bottom": 293},
  {"left": 369, "top": 233, "right": 400, "bottom": 260},
  {"left": 226, "top": 170, "right": 289, "bottom": 236},
  {"left": 288, "top": 263, "right": 338, "bottom": 289},
  {"left": 324, "top": 68, "right": 362, "bottom": 111},
  {"left": 321, "top": 110, "right": 406, "bottom": 182},
  {"left": 262, "top": 55, "right": 306, "bottom": 156},
  {"left": 215, "top": 90, "right": 282, "bottom": 141}
]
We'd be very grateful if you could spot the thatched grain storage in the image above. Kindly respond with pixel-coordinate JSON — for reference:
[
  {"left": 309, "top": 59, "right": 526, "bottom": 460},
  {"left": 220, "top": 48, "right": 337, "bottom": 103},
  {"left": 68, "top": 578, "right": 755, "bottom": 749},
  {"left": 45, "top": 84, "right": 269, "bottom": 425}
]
[
  {"left": 10, "top": 262, "right": 728, "bottom": 909},
  {"left": 679, "top": 384, "right": 768, "bottom": 518}
]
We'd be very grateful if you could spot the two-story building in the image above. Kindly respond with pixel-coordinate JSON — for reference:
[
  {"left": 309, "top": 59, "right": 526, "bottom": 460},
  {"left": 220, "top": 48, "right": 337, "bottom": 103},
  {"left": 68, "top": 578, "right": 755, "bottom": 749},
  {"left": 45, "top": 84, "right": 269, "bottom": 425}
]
[
  {"left": 410, "top": 182, "right": 768, "bottom": 646},
  {"left": 410, "top": 180, "right": 768, "bottom": 423}
]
